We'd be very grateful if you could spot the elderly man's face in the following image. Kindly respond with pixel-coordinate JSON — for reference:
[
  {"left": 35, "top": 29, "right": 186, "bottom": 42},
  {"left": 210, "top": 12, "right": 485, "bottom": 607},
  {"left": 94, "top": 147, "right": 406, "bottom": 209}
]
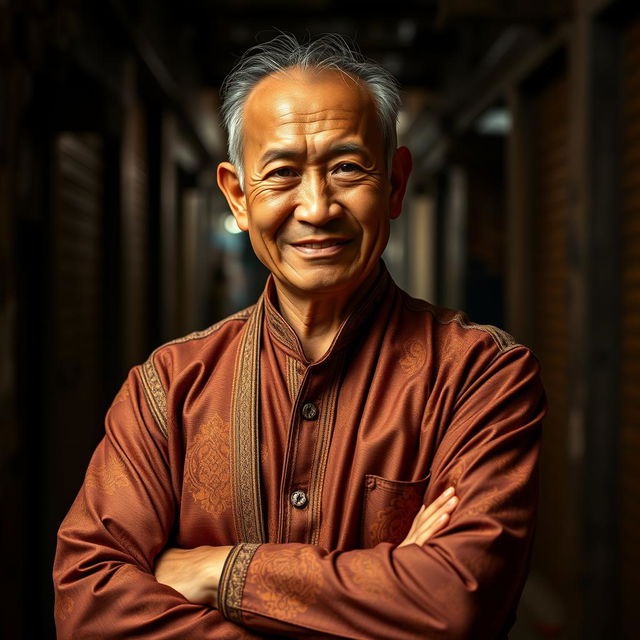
[{"left": 219, "top": 67, "right": 410, "bottom": 299}]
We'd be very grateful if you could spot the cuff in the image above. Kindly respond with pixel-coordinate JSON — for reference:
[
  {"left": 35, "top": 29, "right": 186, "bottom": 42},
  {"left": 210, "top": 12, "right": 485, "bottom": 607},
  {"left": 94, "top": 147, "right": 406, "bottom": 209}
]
[{"left": 217, "top": 543, "right": 261, "bottom": 623}]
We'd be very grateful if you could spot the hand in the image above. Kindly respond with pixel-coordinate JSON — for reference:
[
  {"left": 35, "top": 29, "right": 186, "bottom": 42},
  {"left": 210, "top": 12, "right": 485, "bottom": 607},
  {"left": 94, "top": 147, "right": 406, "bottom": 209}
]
[
  {"left": 154, "top": 545, "right": 233, "bottom": 607},
  {"left": 398, "top": 487, "right": 458, "bottom": 548}
]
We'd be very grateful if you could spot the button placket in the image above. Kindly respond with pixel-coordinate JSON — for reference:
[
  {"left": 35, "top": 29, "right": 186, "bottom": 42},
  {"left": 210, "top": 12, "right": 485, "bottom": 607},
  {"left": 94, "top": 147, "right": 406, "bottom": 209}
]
[{"left": 278, "top": 369, "right": 324, "bottom": 541}]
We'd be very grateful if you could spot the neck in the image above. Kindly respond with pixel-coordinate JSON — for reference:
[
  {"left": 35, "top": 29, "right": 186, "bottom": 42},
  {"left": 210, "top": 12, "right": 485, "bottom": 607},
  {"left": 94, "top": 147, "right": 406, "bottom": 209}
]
[{"left": 273, "top": 265, "right": 380, "bottom": 362}]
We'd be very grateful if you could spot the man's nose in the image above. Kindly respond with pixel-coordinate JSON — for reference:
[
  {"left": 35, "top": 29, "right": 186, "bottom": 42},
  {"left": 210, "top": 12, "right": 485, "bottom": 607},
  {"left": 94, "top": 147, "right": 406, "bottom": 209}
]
[{"left": 294, "top": 174, "right": 339, "bottom": 225}]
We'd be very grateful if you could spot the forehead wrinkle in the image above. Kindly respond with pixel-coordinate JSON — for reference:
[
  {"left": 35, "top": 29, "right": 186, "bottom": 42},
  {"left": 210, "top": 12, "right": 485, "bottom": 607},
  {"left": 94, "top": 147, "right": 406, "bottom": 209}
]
[
  {"left": 274, "top": 112, "right": 366, "bottom": 138},
  {"left": 274, "top": 113, "right": 354, "bottom": 132},
  {"left": 243, "top": 68, "right": 384, "bottom": 173},
  {"left": 279, "top": 124, "right": 359, "bottom": 137},
  {"left": 276, "top": 108, "right": 354, "bottom": 123}
]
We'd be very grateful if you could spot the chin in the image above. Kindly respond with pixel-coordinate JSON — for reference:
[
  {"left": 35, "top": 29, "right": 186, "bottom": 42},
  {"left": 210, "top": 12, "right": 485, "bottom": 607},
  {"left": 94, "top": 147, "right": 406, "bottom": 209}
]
[{"left": 287, "top": 268, "right": 364, "bottom": 297}]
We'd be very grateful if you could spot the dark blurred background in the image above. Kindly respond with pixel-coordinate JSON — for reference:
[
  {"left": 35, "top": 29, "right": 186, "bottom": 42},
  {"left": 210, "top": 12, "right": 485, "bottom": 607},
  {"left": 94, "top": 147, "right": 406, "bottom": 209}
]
[{"left": 1, "top": 0, "right": 638, "bottom": 638}]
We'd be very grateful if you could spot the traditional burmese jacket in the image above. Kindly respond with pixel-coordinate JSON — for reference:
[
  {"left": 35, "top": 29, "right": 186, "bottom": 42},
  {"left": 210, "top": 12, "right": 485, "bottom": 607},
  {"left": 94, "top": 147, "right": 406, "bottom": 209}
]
[{"left": 54, "top": 266, "right": 545, "bottom": 639}]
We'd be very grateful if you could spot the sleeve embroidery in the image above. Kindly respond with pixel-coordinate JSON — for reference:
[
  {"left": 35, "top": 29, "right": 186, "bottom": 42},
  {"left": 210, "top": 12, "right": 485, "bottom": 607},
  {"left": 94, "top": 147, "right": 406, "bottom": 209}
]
[
  {"left": 218, "top": 542, "right": 261, "bottom": 624},
  {"left": 139, "top": 356, "right": 168, "bottom": 438}
]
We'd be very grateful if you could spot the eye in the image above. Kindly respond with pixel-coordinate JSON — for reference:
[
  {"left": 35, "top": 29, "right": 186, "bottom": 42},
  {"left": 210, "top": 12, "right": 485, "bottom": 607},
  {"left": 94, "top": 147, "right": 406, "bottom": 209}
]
[
  {"left": 333, "top": 162, "right": 363, "bottom": 175},
  {"left": 269, "top": 166, "right": 298, "bottom": 178}
]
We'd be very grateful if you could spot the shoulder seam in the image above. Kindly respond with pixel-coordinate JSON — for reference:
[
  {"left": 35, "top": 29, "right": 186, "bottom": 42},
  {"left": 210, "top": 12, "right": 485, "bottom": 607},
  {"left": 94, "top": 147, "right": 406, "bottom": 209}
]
[
  {"left": 138, "top": 306, "right": 254, "bottom": 439},
  {"left": 451, "top": 311, "right": 519, "bottom": 353},
  {"left": 160, "top": 305, "right": 254, "bottom": 350},
  {"left": 407, "top": 296, "right": 519, "bottom": 353}
]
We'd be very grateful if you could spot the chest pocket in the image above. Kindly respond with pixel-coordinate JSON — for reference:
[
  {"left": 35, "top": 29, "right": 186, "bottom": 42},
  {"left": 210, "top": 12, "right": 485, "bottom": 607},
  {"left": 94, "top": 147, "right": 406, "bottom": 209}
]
[{"left": 361, "top": 473, "right": 430, "bottom": 548}]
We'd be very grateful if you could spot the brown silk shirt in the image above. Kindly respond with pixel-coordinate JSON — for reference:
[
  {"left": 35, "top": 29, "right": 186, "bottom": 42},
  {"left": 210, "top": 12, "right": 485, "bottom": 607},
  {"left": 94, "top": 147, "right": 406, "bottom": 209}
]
[{"left": 53, "top": 266, "right": 546, "bottom": 639}]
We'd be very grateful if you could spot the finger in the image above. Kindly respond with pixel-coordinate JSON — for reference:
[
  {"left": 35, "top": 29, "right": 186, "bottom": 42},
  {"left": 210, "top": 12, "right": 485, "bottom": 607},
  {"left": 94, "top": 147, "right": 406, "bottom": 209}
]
[
  {"left": 398, "top": 511, "right": 449, "bottom": 548},
  {"left": 412, "top": 496, "right": 458, "bottom": 543},
  {"left": 412, "top": 512, "right": 451, "bottom": 546},
  {"left": 422, "top": 486, "right": 456, "bottom": 519},
  {"left": 399, "top": 489, "right": 457, "bottom": 549},
  {"left": 419, "top": 495, "right": 459, "bottom": 529},
  {"left": 399, "top": 495, "right": 458, "bottom": 548},
  {"left": 406, "top": 495, "right": 458, "bottom": 541}
]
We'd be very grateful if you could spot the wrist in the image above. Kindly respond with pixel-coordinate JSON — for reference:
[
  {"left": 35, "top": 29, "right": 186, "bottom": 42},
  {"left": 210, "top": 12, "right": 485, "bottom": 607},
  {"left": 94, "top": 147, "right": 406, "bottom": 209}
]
[{"left": 206, "top": 545, "right": 233, "bottom": 608}]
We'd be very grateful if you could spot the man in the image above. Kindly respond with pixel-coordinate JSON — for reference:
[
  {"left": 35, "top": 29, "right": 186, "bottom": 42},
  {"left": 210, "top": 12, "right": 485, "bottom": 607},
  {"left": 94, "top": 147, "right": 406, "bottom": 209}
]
[{"left": 54, "top": 34, "right": 545, "bottom": 639}]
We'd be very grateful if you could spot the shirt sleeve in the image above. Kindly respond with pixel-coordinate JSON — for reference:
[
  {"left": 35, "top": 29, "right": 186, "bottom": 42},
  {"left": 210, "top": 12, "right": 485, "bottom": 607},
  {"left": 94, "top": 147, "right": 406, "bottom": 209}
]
[
  {"left": 217, "top": 345, "right": 546, "bottom": 640},
  {"left": 52, "top": 366, "right": 262, "bottom": 640}
]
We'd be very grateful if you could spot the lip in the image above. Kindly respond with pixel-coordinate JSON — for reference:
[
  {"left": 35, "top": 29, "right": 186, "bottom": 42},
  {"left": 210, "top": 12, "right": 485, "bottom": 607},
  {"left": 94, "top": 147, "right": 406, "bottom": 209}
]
[{"left": 289, "top": 237, "right": 352, "bottom": 257}]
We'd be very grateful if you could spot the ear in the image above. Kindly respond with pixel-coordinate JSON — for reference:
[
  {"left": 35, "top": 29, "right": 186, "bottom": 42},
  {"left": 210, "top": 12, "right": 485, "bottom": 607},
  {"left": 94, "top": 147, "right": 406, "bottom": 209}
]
[
  {"left": 389, "top": 146, "right": 412, "bottom": 220},
  {"left": 217, "top": 162, "right": 248, "bottom": 231}
]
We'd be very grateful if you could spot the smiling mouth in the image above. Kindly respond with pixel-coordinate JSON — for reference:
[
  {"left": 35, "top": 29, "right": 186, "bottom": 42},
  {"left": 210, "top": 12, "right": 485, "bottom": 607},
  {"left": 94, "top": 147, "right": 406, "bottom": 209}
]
[
  {"left": 292, "top": 238, "right": 350, "bottom": 249},
  {"left": 289, "top": 238, "right": 352, "bottom": 256}
]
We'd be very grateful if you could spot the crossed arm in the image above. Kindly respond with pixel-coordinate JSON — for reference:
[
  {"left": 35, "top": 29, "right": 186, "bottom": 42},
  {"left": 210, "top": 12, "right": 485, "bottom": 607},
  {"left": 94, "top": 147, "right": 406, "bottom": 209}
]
[
  {"left": 54, "top": 346, "right": 544, "bottom": 639},
  {"left": 153, "top": 487, "right": 459, "bottom": 608}
]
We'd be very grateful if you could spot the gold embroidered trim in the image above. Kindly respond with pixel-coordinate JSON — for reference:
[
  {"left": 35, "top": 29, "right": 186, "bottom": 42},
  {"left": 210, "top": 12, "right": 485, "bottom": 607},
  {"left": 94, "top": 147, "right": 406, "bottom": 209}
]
[
  {"left": 266, "top": 305, "right": 300, "bottom": 352},
  {"left": 139, "top": 358, "right": 168, "bottom": 438},
  {"left": 137, "top": 307, "right": 253, "bottom": 439},
  {"left": 218, "top": 542, "right": 260, "bottom": 623},
  {"left": 231, "top": 297, "right": 266, "bottom": 543},
  {"left": 405, "top": 296, "right": 520, "bottom": 354},
  {"left": 285, "top": 355, "right": 302, "bottom": 402},
  {"left": 307, "top": 354, "right": 345, "bottom": 545},
  {"left": 167, "top": 306, "right": 253, "bottom": 347},
  {"left": 453, "top": 311, "right": 518, "bottom": 352}
]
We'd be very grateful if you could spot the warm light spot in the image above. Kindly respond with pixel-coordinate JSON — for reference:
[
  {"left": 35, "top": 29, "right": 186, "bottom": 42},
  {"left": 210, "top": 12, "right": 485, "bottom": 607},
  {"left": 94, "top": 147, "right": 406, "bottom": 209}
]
[{"left": 224, "top": 214, "right": 242, "bottom": 234}]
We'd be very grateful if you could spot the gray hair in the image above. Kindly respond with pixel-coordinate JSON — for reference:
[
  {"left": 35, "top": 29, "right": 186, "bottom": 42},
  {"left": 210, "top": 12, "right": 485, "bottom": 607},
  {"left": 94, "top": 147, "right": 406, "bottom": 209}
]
[{"left": 220, "top": 33, "right": 401, "bottom": 187}]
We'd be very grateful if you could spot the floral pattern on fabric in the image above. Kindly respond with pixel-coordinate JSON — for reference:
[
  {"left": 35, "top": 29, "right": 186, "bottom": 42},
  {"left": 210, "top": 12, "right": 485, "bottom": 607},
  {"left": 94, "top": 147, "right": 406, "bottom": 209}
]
[
  {"left": 250, "top": 546, "right": 323, "bottom": 619},
  {"left": 347, "top": 551, "right": 392, "bottom": 598},
  {"left": 367, "top": 484, "right": 423, "bottom": 546},
  {"left": 86, "top": 454, "right": 129, "bottom": 496},
  {"left": 185, "top": 414, "right": 232, "bottom": 517},
  {"left": 398, "top": 339, "right": 427, "bottom": 376}
]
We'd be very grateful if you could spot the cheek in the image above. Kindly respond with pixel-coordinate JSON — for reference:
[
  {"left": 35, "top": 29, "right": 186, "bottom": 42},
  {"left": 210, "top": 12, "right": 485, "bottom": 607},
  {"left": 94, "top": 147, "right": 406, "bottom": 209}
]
[
  {"left": 246, "top": 228, "right": 278, "bottom": 270},
  {"left": 343, "top": 182, "right": 388, "bottom": 211},
  {"left": 343, "top": 191, "right": 389, "bottom": 232},
  {"left": 248, "top": 197, "right": 292, "bottom": 237}
]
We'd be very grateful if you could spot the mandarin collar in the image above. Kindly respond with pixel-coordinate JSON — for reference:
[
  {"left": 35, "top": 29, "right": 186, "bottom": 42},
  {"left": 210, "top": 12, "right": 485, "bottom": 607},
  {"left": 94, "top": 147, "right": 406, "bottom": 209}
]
[{"left": 263, "top": 262, "right": 393, "bottom": 364}]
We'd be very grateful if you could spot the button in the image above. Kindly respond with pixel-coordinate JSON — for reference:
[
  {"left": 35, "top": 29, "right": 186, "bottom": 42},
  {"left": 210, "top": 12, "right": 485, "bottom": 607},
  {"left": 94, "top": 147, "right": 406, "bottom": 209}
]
[
  {"left": 290, "top": 490, "right": 308, "bottom": 509},
  {"left": 301, "top": 402, "right": 319, "bottom": 420}
]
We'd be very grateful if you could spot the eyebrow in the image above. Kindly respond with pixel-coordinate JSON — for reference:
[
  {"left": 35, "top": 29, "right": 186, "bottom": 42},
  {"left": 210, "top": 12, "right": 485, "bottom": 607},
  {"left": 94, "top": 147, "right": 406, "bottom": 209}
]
[
  {"left": 259, "top": 148, "right": 303, "bottom": 168},
  {"left": 258, "top": 142, "right": 373, "bottom": 170},
  {"left": 328, "top": 143, "right": 369, "bottom": 157}
]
